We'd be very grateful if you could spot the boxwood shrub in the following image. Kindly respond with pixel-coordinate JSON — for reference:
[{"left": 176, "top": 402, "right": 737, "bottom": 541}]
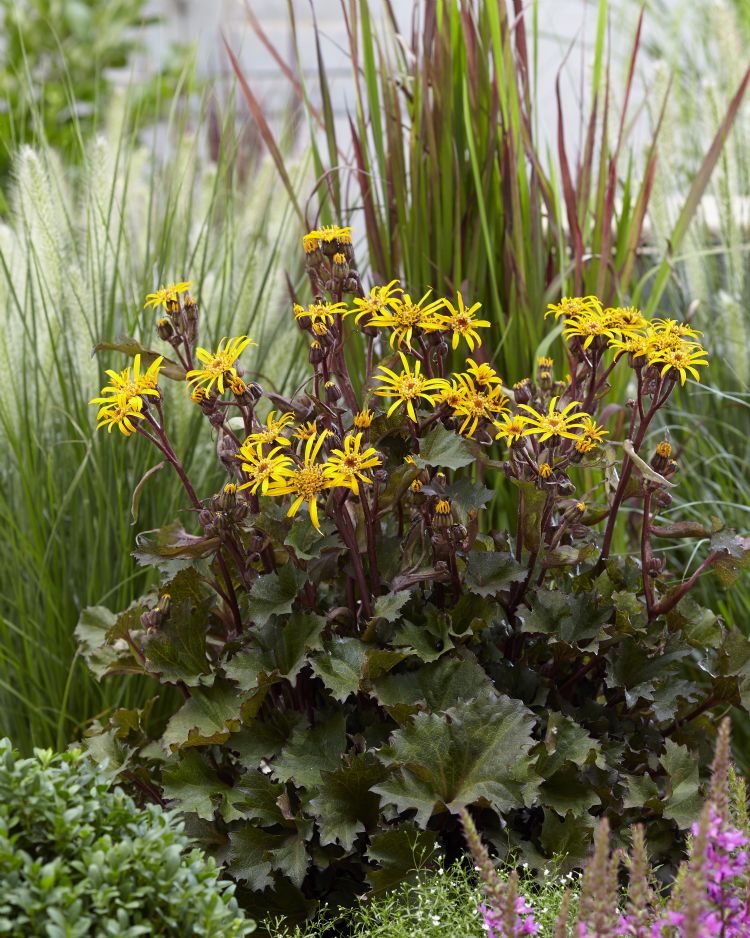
[{"left": 0, "top": 740, "right": 255, "bottom": 936}]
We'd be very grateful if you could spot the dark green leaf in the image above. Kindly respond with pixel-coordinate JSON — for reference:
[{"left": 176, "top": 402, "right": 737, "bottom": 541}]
[
  {"left": 273, "top": 713, "right": 347, "bottom": 790},
  {"left": 224, "top": 613, "right": 325, "bottom": 691},
  {"left": 161, "top": 680, "right": 240, "bottom": 751},
  {"left": 247, "top": 565, "right": 308, "bottom": 626},
  {"left": 375, "top": 688, "right": 537, "bottom": 824},
  {"left": 662, "top": 739, "right": 702, "bottom": 828},
  {"left": 416, "top": 424, "right": 475, "bottom": 471},
  {"left": 310, "top": 637, "right": 367, "bottom": 702},
  {"left": 309, "top": 755, "right": 388, "bottom": 851},
  {"left": 465, "top": 550, "right": 526, "bottom": 597},
  {"left": 162, "top": 750, "right": 227, "bottom": 820},
  {"left": 143, "top": 600, "right": 212, "bottom": 686},
  {"left": 366, "top": 826, "right": 439, "bottom": 893}
]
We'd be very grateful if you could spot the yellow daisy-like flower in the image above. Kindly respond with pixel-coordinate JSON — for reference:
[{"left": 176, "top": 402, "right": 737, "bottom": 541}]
[
  {"left": 294, "top": 301, "right": 348, "bottom": 327},
  {"left": 326, "top": 432, "right": 382, "bottom": 495},
  {"left": 603, "top": 306, "right": 648, "bottom": 334},
  {"left": 575, "top": 416, "right": 609, "bottom": 453},
  {"left": 451, "top": 377, "right": 510, "bottom": 437},
  {"left": 433, "top": 293, "right": 491, "bottom": 351},
  {"left": 494, "top": 413, "right": 528, "bottom": 446},
  {"left": 317, "top": 224, "right": 352, "bottom": 245},
  {"left": 236, "top": 441, "right": 293, "bottom": 495},
  {"left": 373, "top": 352, "right": 448, "bottom": 422},
  {"left": 464, "top": 359, "right": 503, "bottom": 387},
  {"left": 245, "top": 410, "right": 296, "bottom": 447},
  {"left": 294, "top": 421, "right": 318, "bottom": 441},
  {"left": 93, "top": 392, "right": 145, "bottom": 436},
  {"left": 562, "top": 314, "right": 617, "bottom": 350},
  {"left": 353, "top": 408, "right": 374, "bottom": 429},
  {"left": 650, "top": 318, "right": 703, "bottom": 340},
  {"left": 368, "top": 291, "right": 445, "bottom": 349},
  {"left": 545, "top": 295, "right": 603, "bottom": 321},
  {"left": 265, "top": 431, "right": 336, "bottom": 532},
  {"left": 186, "top": 336, "right": 255, "bottom": 394},
  {"left": 347, "top": 281, "right": 403, "bottom": 326},
  {"left": 648, "top": 343, "right": 709, "bottom": 386},
  {"left": 608, "top": 333, "right": 651, "bottom": 361},
  {"left": 94, "top": 354, "right": 163, "bottom": 407},
  {"left": 302, "top": 231, "right": 321, "bottom": 254},
  {"left": 433, "top": 380, "right": 466, "bottom": 410},
  {"left": 144, "top": 281, "right": 193, "bottom": 310},
  {"left": 519, "top": 397, "right": 589, "bottom": 442}
]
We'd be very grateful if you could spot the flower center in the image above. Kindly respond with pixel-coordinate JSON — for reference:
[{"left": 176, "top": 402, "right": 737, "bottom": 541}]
[
  {"left": 295, "top": 465, "right": 328, "bottom": 498},
  {"left": 396, "top": 375, "right": 424, "bottom": 398}
]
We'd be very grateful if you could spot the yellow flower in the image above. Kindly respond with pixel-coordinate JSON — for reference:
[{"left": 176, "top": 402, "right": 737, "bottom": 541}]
[
  {"left": 294, "top": 301, "right": 348, "bottom": 327},
  {"left": 245, "top": 410, "right": 296, "bottom": 447},
  {"left": 537, "top": 356, "right": 554, "bottom": 369},
  {"left": 191, "top": 387, "right": 208, "bottom": 404},
  {"left": 464, "top": 359, "right": 503, "bottom": 387},
  {"left": 603, "top": 306, "right": 648, "bottom": 334},
  {"left": 326, "top": 432, "right": 382, "bottom": 495},
  {"left": 434, "top": 499, "right": 451, "bottom": 515},
  {"left": 545, "top": 295, "right": 602, "bottom": 320},
  {"left": 434, "top": 380, "right": 466, "bottom": 409},
  {"left": 236, "top": 441, "right": 293, "bottom": 495},
  {"left": 651, "top": 318, "right": 703, "bottom": 340},
  {"left": 433, "top": 293, "right": 490, "bottom": 351},
  {"left": 367, "top": 291, "right": 445, "bottom": 349},
  {"left": 575, "top": 501, "right": 586, "bottom": 513},
  {"left": 224, "top": 483, "right": 237, "bottom": 494},
  {"left": 373, "top": 351, "right": 448, "bottom": 422},
  {"left": 317, "top": 224, "right": 352, "bottom": 245},
  {"left": 302, "top": 231, "right": 321, "bottom": 253},
  {"left": 562, "top": 314, "right": 616, "bottom": 350},
  {"left": 186, "top": 336, "right": 255, "bottom": 394},
  {"left": 574, "top": 416, "right": 609, "bottom": 453},
  {"left": 347, "top": 281, "right": 403, "bottom": 326},
  {"left": 265, "top": 431, "right": 335, "bottom": 532},
  {"left": 608, "top": 333, "right": 650, "bottom": 361},
  {"left": 229, "top": 376, "right": 248, "bottom": 396},
  {"left": 353, "top": 408, "right": 374, "bottom": 429},
  {"left": 94, "top": 354, "right": 163, "bottom": 407},
  {"left": 294, "top": 421, "right": 318, "bottom": 441},
  {"left": 519, "top": 397, "right": 589, "bottom": 442},
  {"left": 538, "top": 463, "right": 553, "bottom": 479},
  {"left": 93, "top": 392, "right": 145, "bottom": 436},
  {"left": 648, "top": 342, "right": 709, "bottom": 385},
  {"left": 410, "top": 478, "right": 423, "bottom": 493},
  {"left": 144, "top": 281, "right": 193, "bottom": 310},
  {"left": 656, "top": 441, "right": 673, "bottom": 459},
  {"left": 494, "top": 413, "right": 528, "bottom": 446},
  {"left": 451, "top": 377, "right": 509, "bottom": 437}
]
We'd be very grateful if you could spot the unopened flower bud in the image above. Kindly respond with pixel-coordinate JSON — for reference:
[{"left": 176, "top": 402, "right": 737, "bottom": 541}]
[
  {"left": 156, "top": 318, "right": 174, "bottom": 342},
  {"left": 308, "top": 339, "right": 327, "bottom": 365},
  {"left": 331, "top": 252, "right": 348, "bottom": 279},
  {"left": 513, "top": 378, "right": 532, "bottom": 405},
  {"left": 325, "top": 380, "right": 341, "bottom": 404}
]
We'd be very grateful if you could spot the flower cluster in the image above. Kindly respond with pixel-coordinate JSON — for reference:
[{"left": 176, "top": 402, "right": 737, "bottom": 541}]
[{"left": 548, "top": 294, "right": 708, "bottom": 386}]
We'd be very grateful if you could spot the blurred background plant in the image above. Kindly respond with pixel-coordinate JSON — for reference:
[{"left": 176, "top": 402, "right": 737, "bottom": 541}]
[
  {"left": 0, "top": 0, "right": 196, "bottom": 203},
  {"left": 0, "top": 83, "right": 308, "bottom": 751}
]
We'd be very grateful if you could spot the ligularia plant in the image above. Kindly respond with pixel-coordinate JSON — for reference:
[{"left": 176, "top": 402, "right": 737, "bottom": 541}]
[{"left": 79, "top": 225, "right": 750, "bottom": 920}]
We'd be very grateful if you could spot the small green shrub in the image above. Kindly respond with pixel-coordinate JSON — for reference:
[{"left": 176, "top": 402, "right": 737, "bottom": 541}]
[{"left": 0, "top": 741, "right": 255, "bottom": 936}]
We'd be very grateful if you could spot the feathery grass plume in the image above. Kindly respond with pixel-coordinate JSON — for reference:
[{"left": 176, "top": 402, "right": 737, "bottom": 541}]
[
  {"left": 623, "top": 825, "right": 657, "bottom": 937},
  {"left": 729, "top": 765, "right": 748, "bottom": 836},
  {"left": 709, "top": 716, "right": 733, "bottom": 823},
  {"left": 0, "top": 89, "right": 306, "bottom": 751},
  {"left": 576, "top": 819, "right": 621, "bottom": 938}
]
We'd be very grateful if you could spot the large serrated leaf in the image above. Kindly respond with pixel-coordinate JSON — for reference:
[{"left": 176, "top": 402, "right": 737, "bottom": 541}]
[
  {"left": 416, "top": 424, "right": 475, "bottom": 470},
  {"left": 226, "top": 822, "right": 312, "bottom": 890},
  {"left": 308, "top": 754, "right": 388, "bottom": 851},
  {"left": 310, "top": 637, "right": 367, "bottom": 702},
  {"left": 162, "top": 750, "right": 228, "bottom": 820},
  {"left": 374, "top": 688, "right": 537, "bottom": 824},
  {"left": 224, "top": 613, "right": 326, "bottom": 691},
  {"left": 161, "top": 679, "right": 240, "bottom": 751},
  {"left": 143, "top": 600, "right": 212, "bottom": 686},
  {"left": 465, "top": 550, "right": 526, "bottom": 597},
  {"left": 247, "top": 565, "right": 308, "bottom": 626},
  {"left": 273, "top": 713, "right": 347, "bottom": 790},
  {"left": 661, "top": 739, "right": 702, "bottom": 828},
  {"left": 75, "top": 605, "right": 146, "bottom": 679}
]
